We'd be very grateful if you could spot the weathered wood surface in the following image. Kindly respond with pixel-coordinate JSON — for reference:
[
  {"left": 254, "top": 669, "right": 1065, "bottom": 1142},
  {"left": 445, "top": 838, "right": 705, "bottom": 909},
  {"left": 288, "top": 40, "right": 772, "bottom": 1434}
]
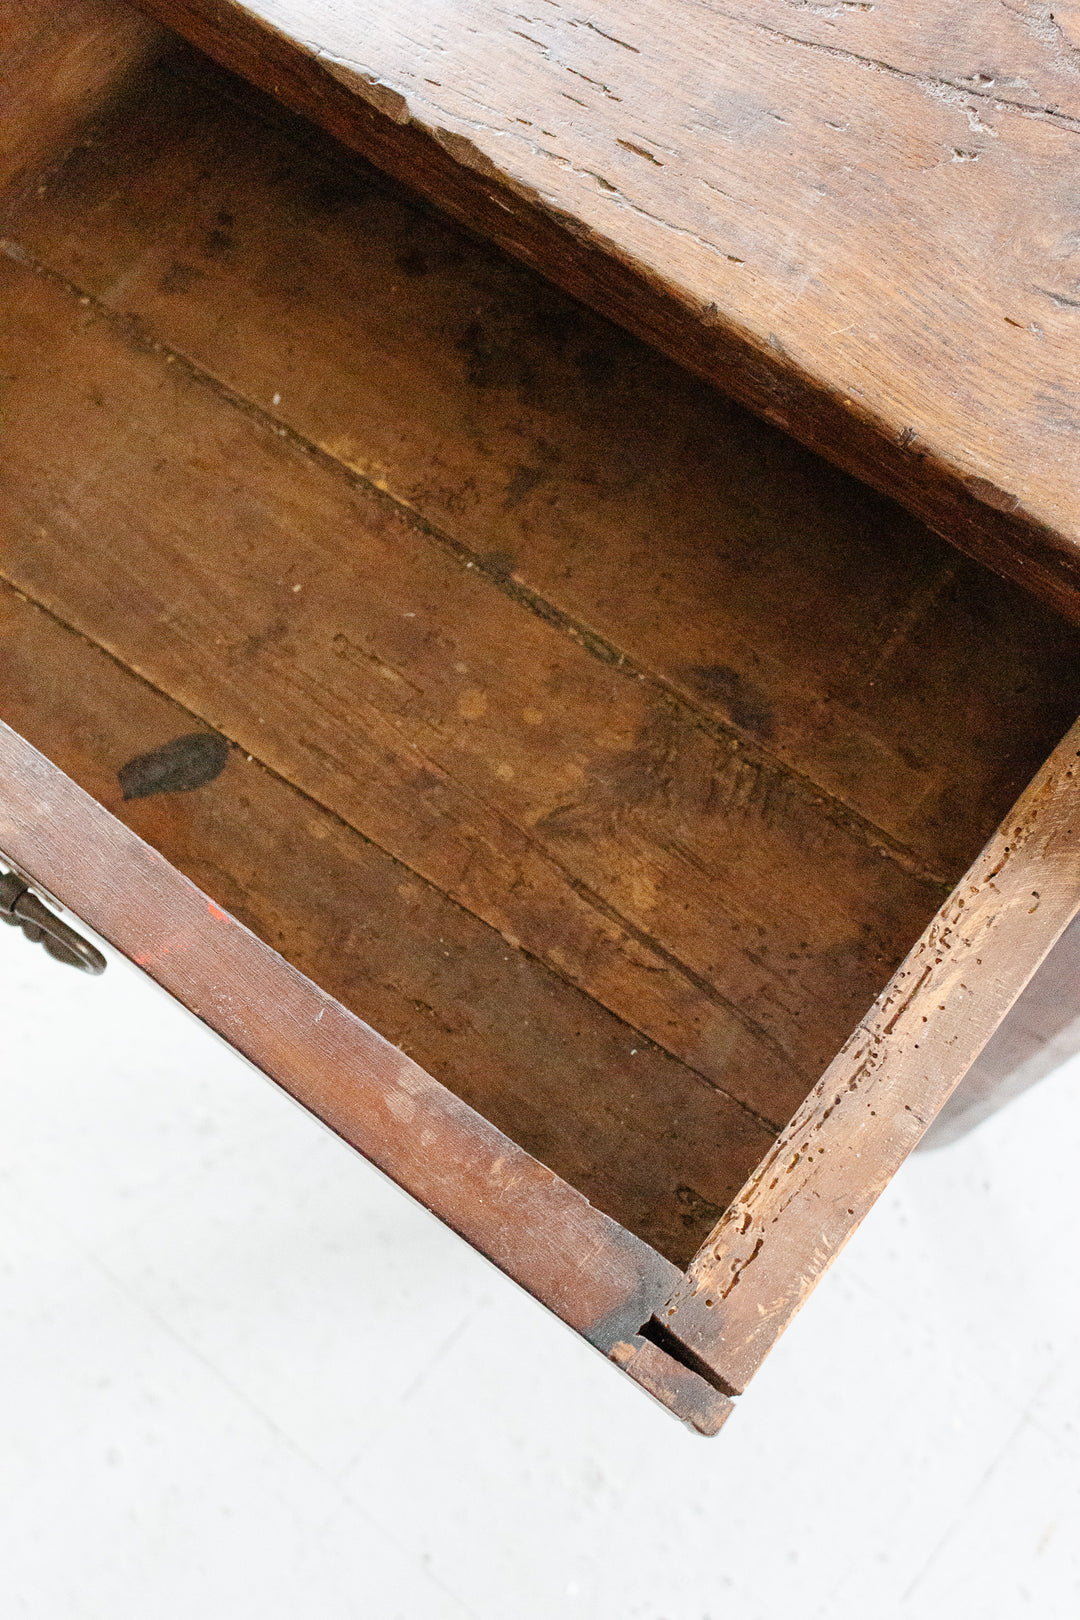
[
  {"left": 12, "top": 51, "right": 1079, "bottom": 883},
  {"left": 0, "top": 243, "right": 950, "bottom": 1131},
  {"left": 0, "top": 580, "right": 774, "bottom": 1263},
  {"left": 0, "top": 715, "right": 731, "bottom": 1432},
  {"left": 921, "top": 912, "right": 1080, "bottom": 1148},
  {"left": 657, "top": 716, "right": 1080, "bottom": 1394},
  {"left": 3, "top": 52, "right": 1077, "bottom": 1125},
  {"left": 132, "top": 0, "right": 1080, "bottom": 619},
  {"left": 3, "top": 33, "right": 1078, "bottom": 1415}
]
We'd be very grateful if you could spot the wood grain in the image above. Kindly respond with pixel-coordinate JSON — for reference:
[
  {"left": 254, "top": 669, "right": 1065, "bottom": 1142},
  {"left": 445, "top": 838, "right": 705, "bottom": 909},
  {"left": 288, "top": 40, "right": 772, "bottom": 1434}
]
[
  {"left": 0, "top": 0, "right": 161, "bottom": 195},
  {"left": 11, "top": 51, "right": 1080, "bottom": 880},
  {"left": 656, "top": 716, "right": 1080, "bottom": 1394},
  {"left": 131, "top": 0, "right": 1080, "bottom": 618},
  {"left": 609, "top": 1334, "right": 731, "bottom": 1435},
  {"left": 0, "top": 712, "right": 730, "bottom": 1432},
  {"left": 0, "top": 248, "right": 951, "bottom": 1127},
  {"left": 0, "top": 580, "right": 773, "bottom": 1263}
]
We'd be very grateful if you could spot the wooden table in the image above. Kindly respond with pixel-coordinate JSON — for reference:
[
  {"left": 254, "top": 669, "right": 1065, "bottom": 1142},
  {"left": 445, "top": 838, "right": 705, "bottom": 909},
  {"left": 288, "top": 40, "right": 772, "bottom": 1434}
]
[{"left": 131, "top": 0, "right": 1080, "bottom": 619}]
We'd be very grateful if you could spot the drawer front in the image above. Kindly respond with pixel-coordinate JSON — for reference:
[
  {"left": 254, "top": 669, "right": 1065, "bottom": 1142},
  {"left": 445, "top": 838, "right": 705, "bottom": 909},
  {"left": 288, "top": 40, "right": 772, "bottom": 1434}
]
[
  {"left": 6, "top": 711, "right": 1080, "bottom": 1419},
  {"left": 0, "top": 717, "right": 730, "bottom": 1434}
]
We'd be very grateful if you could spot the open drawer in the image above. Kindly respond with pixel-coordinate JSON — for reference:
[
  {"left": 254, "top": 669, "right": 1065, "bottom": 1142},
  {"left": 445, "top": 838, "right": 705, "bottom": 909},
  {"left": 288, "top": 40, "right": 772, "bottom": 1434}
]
[{"left": 3, "top": 6, "right": 1080, "bottom": 1433}]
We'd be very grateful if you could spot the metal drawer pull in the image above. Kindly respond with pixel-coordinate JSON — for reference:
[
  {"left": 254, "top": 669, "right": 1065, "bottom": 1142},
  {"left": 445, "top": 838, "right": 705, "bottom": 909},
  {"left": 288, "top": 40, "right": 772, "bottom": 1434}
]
[{"left": 0, "top": 870, "right": 107, "bottom": 975}]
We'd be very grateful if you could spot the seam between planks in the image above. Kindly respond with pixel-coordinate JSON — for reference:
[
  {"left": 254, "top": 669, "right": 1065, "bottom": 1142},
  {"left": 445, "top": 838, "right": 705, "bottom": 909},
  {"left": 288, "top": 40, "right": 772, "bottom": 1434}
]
[
  {"left": 0, "top": 578, "right": 786, "bottom": 1137},
  {"left": 0, "top": 233, "right": 957, "bottom": 895}
]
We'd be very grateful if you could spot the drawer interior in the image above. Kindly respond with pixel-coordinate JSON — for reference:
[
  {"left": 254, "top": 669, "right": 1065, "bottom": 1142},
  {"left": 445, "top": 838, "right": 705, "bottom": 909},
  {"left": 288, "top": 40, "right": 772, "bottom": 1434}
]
[{"left": 3, "top": 43, "right": 1079, "bottom": 1266}]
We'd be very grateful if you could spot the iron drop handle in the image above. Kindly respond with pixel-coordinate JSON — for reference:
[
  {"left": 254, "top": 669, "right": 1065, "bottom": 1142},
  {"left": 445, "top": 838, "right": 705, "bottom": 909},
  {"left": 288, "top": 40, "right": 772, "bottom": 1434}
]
[{"left": 0, "top": 869, "right": 107, "bottom": 974}]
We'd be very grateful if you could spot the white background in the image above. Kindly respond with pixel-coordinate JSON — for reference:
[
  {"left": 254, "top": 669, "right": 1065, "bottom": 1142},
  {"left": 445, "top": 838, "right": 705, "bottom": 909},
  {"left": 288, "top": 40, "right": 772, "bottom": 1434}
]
[{"left": 1, "top": 915, "right": 1078, "bottom": 1618}]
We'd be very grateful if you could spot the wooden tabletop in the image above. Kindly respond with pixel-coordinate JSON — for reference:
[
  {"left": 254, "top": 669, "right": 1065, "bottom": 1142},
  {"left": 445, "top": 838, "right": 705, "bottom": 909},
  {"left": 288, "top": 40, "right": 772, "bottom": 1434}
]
[{"left": 139, "top": 0, "right": 1080, "bottom": 618}]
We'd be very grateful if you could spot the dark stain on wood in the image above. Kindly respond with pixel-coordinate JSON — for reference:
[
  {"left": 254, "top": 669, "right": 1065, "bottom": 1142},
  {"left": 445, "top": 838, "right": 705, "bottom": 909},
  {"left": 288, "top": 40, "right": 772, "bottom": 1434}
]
[
  {"left": 0, "top": 713, "right": 733, "bottom": 1431},
  {"left": 0, "top": 580, "right": 774, "bottom": 1262},
  {"left": 118, "top": 731, "right": 230, "bottom": 799}
]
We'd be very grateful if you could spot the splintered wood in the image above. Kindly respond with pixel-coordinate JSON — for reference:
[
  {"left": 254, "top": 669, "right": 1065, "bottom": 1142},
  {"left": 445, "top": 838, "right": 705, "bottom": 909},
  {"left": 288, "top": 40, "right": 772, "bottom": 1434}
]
[{"left": 659, "top": 718, "right": 1080, "bottom": 1392}]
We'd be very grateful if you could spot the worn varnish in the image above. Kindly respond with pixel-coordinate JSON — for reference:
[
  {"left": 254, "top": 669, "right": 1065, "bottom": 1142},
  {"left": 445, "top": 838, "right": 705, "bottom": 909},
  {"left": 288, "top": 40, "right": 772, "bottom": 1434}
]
[
  {"left": 0, "top": 582, "right": 772, "bottom": 1263},
  {"left": 2, "top": 18, "right": 1080, "bottom": 1426},
  {"left": 1, "top": 45, "right": 1078, "bottom": 1262},
  {"left": 0, "top": 250, "right": 948, "bottom": 1126},
  {"left": 0, "top": 716, "right": 731, "bottom": 1433},
  {"left": 131, "top": 0, "right": 1080, "bottom": 619},
  {"left": 10, "top": 53, "right": 1078, "bottom": 880}
]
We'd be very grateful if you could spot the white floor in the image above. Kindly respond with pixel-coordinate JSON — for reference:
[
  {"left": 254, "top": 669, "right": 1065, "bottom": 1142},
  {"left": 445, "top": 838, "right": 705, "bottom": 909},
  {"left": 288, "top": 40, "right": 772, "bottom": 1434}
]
[{"left": 1, "top": 916, "right": 1078, "bottom": 1620}]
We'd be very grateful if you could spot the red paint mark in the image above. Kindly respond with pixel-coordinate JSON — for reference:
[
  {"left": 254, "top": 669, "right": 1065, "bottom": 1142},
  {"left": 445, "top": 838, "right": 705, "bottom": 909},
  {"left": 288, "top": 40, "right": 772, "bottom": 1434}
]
[{"left": 207, "top": 901, "right": 228, "bottom": 921}]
